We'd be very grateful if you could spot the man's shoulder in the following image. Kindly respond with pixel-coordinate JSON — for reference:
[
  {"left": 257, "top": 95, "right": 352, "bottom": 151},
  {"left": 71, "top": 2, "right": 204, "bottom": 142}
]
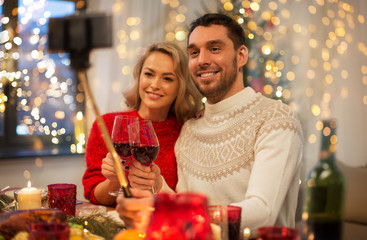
[{"left": 258, "top": 96, "right": 298, "bottom": 120}]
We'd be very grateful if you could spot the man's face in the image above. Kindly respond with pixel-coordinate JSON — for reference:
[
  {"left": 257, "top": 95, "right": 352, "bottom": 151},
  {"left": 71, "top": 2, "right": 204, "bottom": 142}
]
[{"left": 187, "top": 25, "right": 245, "bottom": 104}]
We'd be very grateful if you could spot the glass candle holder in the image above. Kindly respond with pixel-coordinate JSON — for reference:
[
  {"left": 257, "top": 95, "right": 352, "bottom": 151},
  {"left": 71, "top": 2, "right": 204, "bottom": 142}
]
[
  {"left": 227, "top": 205, "right": 242, "bottom": 240},
  {"left": 47, "top": 183, "right": 76, "bottom": 216},
  {"left": 146, "top": 192, "right": 213, "bottom": 240}
]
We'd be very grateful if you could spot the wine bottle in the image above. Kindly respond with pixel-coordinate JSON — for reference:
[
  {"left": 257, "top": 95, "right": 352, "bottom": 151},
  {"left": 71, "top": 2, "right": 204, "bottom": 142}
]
[{"left": 303, "top": 119, "right": 345, "bottom": 240}]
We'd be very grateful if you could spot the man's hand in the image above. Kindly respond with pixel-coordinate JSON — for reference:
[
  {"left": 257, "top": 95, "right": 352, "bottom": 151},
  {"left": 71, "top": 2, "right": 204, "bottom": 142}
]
[
  {"left": 116, "top": 188, "right": 154, "bottom": 233},
  {"left": 128, "top": 161, "right": 162, "bottom": 192}
]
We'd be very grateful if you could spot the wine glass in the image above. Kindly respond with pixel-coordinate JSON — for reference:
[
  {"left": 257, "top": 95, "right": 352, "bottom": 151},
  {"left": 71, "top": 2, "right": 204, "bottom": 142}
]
[
  {"left": 128, "top": 119, "right": 160, "bottom": 192},
  {"left": 111, "top": 115, "right": 138, "bottom": 164}
]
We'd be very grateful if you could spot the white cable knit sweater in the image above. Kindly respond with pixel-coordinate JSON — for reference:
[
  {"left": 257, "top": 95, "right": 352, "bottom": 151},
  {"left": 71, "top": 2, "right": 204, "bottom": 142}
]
[{"left": 161, "top": 87, "right": 303, "bottom": 237}]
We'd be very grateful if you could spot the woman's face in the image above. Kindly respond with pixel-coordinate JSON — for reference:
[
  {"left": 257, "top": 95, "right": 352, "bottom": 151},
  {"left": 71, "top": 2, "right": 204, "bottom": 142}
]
[{"left": 138, "top": 51, "right": 179, "bottom": 117}]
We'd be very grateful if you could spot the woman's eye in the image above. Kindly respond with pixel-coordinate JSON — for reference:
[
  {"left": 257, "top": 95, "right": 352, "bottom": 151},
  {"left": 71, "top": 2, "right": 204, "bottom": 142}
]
[
  {"left": 144, "top": 72, "right": 153, "bottom": 77},
  {"left": 164, "top": 77, "right": 174, "bottom": 82}
]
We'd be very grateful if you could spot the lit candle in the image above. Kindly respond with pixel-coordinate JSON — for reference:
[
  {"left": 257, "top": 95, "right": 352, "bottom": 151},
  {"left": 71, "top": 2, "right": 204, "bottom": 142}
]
[
  {"left": 17, "top": 180, "right": 42, "bottom": 210},
  {"left": 243, "top": 227, "right": 251, "bottom": 240}
]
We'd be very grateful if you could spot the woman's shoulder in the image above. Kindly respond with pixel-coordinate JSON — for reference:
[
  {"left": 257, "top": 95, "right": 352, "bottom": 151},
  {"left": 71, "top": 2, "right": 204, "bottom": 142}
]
[{"left": 101, "top": 110, "right": 137, "bottom": 120}]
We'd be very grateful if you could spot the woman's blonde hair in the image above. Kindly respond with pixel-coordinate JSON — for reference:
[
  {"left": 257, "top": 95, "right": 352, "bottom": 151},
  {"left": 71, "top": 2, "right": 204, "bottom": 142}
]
[{"left": 124, "top": 42, "right": 202, "bottom": 123}]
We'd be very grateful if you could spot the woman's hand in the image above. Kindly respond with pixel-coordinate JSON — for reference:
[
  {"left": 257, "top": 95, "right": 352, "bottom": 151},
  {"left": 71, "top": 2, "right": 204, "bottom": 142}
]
[
  {"left": 101, "top": 152, "right": 120, "bottom": 184},
  {"left": 116, "top": 188, "right": 154, "bottom": 233},
  {"left": 128, "top": 161, "right": 162, "bottom": 192}
]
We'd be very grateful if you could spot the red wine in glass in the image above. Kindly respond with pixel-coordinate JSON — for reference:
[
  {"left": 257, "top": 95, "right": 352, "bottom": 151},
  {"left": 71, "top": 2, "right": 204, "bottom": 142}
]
[
  {"left": 111, "top": 115, "right": 138, "bottom": 161},
  {"left": 131, "top": 145, "right": 160, "bottom": 166},
  {"left": 113, "top": 142, "right": 132, "bottom": 158},
  {"left": 129, "top": 119, "right": 160, "bottom": 166}
]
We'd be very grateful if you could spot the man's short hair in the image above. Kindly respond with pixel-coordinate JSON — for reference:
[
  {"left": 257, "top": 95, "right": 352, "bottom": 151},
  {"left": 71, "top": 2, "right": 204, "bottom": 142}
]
[{"left": 188, "top": 13, "right": 246, "bottom": 49}]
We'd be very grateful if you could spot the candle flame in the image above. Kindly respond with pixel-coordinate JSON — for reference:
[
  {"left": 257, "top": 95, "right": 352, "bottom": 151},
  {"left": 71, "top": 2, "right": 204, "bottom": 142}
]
[
  {"left": 243, "top": 227, "right": 251, "bottom": 238},
  {"left": 27, "top": 180, "right": 32, "bottom": 188}
]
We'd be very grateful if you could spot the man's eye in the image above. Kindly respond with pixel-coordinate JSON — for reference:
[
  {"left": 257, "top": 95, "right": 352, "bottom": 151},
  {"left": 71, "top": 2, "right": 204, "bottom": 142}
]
[
  {"left": 211, "top": 47, "right": 220, "bottom": 52},
  {"left": 189, "top": 50, "right": 198, "bottom": 56}
]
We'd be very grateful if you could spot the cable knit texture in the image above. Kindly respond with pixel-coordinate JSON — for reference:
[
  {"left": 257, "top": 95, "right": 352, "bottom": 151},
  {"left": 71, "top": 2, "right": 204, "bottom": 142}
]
[
  {"left": 169, "top": 87, "right": 303, "bottom": 237},
  {"left": 83, "top": 110, "right": 181, "bottom": 204}
]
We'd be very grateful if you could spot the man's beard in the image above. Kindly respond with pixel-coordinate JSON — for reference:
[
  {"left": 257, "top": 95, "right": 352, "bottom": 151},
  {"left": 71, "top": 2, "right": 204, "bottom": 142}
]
[{"left": 196, "top": 56, "right": 238, "bottom": 104}]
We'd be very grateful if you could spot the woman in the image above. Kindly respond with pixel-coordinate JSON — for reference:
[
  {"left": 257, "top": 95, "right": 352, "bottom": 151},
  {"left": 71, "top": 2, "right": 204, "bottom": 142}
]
[{"left": 82, "top": 42, "right": 202, "bottom": 206}]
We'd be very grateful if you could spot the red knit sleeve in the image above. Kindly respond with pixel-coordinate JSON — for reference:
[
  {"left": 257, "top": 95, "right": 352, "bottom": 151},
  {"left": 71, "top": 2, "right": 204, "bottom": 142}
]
[{"left": 82, "top": 113, "right": 118, "bottom": 204}]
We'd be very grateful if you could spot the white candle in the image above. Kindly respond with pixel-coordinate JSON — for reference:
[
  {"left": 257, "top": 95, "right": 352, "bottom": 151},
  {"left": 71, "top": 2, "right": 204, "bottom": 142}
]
[{"left": 17, "top": 181, "right": 42, "bottom": 210}]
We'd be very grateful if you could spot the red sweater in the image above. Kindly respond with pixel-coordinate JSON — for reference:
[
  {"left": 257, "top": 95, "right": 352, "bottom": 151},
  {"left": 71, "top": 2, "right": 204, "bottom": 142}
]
[{"left": 82, "top": 110, "right": 181, "bottom": 204}]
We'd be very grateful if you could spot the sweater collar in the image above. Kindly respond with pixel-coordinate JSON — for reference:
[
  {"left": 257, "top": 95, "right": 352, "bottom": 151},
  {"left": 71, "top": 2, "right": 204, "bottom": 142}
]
[{"left": 205, "top": 87, "right": 257, "bottom": 116}]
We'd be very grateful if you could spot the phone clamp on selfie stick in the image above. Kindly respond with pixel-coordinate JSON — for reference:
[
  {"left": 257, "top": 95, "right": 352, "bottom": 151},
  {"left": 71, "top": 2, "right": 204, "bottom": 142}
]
[{"left": 48, "top": 13, "right": 132, "bottom": 198}]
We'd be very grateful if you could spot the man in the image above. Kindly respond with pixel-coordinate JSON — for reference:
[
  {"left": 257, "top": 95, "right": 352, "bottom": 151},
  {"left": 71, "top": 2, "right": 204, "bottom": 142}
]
[{"left": 117, "top": 13, "right": 303, "bottom": 237}]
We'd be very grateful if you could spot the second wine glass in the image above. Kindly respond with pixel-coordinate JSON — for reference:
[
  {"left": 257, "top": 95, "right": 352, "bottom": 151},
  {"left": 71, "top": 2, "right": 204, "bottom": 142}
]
[{"left": 128, "top": 119, "right": 160, "bottom": 167}]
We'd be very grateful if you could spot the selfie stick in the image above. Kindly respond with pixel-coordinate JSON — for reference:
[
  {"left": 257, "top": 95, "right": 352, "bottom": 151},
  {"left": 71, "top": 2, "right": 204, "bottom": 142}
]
[{"left": 48, "top": 13, "right": 132, "bottom": 198}]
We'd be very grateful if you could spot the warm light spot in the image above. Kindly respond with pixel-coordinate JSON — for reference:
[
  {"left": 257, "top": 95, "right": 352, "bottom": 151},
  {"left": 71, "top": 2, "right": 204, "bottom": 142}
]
[
  {"left": 293, "top": 24, "right": 302, "bottom": 33},
  {"left": 271, "top": 16, "right": 280, "bottom": 25},
  {"left": 263, "top": 32, "right": 272, "bottom": 41},
  {"left": 175, "top": 31, "right": 186, "bottom": 41},
  {"left": 247, "top": 21, "right": 257, "bottom": 31},
  {"left": 311, "top": 105, "right": 321, "bottom": 116},
  {"left": 286, "top": 71, "right": 295, "bottom": 81},
  {"left": 341, "top": 70, "right": 348, "bottom": 79},
  {"left": 308, "top": 5, "right": 316, "bottom": 14},
  {"left": 264, "top": 85, "right": 273, "bottom": 95},
  {"left": 126, "top": 17, "right": 138, "bottom": 26},
  {"left": 327, "top": 10, "right": 335, "bottom": 19},
  {"left": 325, "top": 74, "right": 333, "bottom": 84},
  {"left": 323, "top": 92, "right": 331, "bottom": 103},
  {"left": 165, "top": 32, "right": 175, "bottom": 41},
  {"left": 307, "top": 69, "right": 315, "bottom": 79},
  {"left": 130, "top": 31, "right": 140, "bottom": 40},
  {"left": 250, "top": 2, "right": 260, "bottom": 11},
  {"left": 281, "top": 9, "right": 290, "bottom": 19},
  {"left": 325, "top": 39, "right": 333, "bottom": 48},
  {"left": 291, "top": 56, "right": 299, "bottom": 65},
  {"left": 341, "top": 87, "right": 348, "bottom": 99},
  {"left": 55, "top": 111, "right": 65, "bottom": 119},
  {"left": 322, "top": 17, "right": 330, "bottom": 25},
  {"left": 361, "top": 65, "right": 367, "bottom": 75},
  {"left": 323, "top": 126, "right": 331, "bottom": 137},
  {"left": 268, "top": 1, "right": 278, "bottom": 10},
  {"left": 308, "top": 134, "right": 317, "bottom": 144},
  {"left": 262, "top": 44, "right": 272, "bottom": 55},
  {"left": 224, "top": 2, "right": 233, "bottom": 11},
  {"left": 309, "top": 38, "right": 318, "bottom": 48},
  {"left": 283, "top": 89, "right": 291, "bottom": 99},
  {"left": 169, "top": 0, "right": 179, "bottom": 8},
  {"left": 358, "top": 14, "right": 365, "bottom": 24},
  {"left": 323, "top": 62, "right": 331, "bottom": 72},
  {"left": 24, "top": 170, "right": 31, "bottom": 180},
  {"left": 335, "top": 27, "right": 345, "bottom": 37},
  {"left": 321, "top": 48, "right": 329, "bottom": 61},
  {"left": 243, "top": 228, "right": 251, "bottom": 238},
  {"left": 35, "top": 158, "right": 43, "bottom": 167},
  {"left": 241, "top": 0, "right": 250, "bottom": 8},
  {"left": 363, "top": 96, "right": 367, "bottom": 105},
  {"left": 330, "top": 135, "right": 338, "bottom": 145},
  {"left": 176, "top": 14, "right": 185, "bottom": 23},
  {"left": 307, "top": 178, "right": 315, "bottom": 187}
]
